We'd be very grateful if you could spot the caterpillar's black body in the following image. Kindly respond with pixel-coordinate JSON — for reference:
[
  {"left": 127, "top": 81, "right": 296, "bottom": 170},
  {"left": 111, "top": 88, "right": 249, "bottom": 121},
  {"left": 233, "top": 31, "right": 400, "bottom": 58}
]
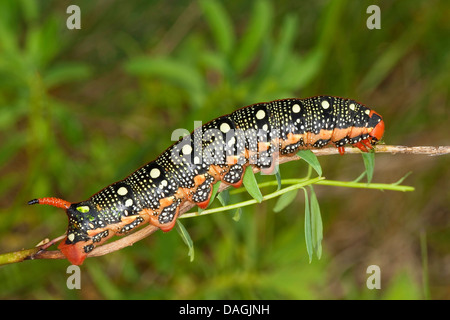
[{"left": 29, "top": 96, "right": 385, "bottom": 265}]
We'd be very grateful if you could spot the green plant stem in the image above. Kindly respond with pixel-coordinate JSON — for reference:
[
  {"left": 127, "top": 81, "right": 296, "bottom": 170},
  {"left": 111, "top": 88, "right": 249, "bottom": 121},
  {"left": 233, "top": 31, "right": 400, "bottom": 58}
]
[
  {"left": 315, "top": 179, "right": 414, "bottom": 192},
  {"left": 230, "top": 177, "right": 414, "bottom": 194},
  {"left": 0, "top": 248, "right": 40, "bottom": 265}
]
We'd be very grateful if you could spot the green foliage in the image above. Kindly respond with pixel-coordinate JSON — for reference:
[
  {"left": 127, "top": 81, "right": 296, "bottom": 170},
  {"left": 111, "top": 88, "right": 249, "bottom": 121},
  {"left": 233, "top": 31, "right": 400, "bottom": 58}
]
[
  {"left": 0, "top": 0, "right": 448, "bottom": 300},
  {"left": 175, "top": 220, "right": 195, "bottom": 262},
  {"left": 361, "top": 152, "right": 375, "bottom": 184},
  {"left": 273, "top": 189, "right": 298, "bottom": 213},
  {"left": 177, "top": 155, "right": 411, "bottom": 265},
  {"left": 242, "top": 168, "right": 263, "bottom": 203},
  {"left": 297, "top": 150, "right": 322, "bottom": 177}
]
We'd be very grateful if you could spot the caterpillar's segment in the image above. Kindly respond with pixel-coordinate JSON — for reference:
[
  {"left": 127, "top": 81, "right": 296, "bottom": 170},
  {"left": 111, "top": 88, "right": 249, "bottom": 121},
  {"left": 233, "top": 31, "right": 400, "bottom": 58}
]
[
  {"left": 29, "top": 96, "right": 384, "bottom": 265},
  {"left": 191, "top": 174, "right": 215, "bottom": 209},
  {"left": 147, "top": 200, "right": 181, "bottom": 232},
  {"left": 222, "top": 164, "right": 245, "bottom": 187}
]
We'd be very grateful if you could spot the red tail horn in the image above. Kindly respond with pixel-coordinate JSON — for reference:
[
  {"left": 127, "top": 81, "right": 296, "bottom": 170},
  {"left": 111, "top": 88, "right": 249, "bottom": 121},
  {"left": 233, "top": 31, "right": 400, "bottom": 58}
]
[{"left": 28, "top": 197, "right": 71, "bottom": 210}]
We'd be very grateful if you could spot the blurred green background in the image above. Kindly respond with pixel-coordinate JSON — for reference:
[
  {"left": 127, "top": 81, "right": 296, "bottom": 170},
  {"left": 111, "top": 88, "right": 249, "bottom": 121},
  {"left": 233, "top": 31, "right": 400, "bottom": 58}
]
[{"left": 0, "top": 0, "right": 448, "bottom": 299}]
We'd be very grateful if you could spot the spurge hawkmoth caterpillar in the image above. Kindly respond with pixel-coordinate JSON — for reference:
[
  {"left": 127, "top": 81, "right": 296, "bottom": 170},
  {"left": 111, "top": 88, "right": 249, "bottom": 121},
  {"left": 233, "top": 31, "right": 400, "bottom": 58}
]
[{"left": 29, "top": 96, "right": 385, "bottom": 265}]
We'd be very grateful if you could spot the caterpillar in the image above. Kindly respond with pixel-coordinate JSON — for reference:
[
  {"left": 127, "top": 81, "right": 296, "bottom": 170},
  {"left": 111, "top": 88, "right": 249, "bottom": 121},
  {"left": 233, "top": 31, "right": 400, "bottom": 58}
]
[{"left": 28, "top": 96, "right": 384, "bottom": 265}]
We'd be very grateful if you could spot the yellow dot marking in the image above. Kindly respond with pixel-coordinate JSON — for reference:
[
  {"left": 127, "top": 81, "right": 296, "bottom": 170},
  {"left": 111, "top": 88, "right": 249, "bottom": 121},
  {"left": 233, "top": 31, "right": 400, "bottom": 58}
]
[
  {"left": 321, "top": 100, "right": 330, "bottom": 109},
  {"left": 292, "top": 104, "right": 301, "bottom": 113},
  {"left": 256, "top": 110, "right": 266, "bottom": 120},
  {"left": 150, "top": 168, "right": 161, "bottom": 179},
  {"left": 117, "top": 187, "right": 128, "bottom": 196},
  {"left": 182, "top": 144, "right": 192, "bottom": 154},
  {"left": 220, "top": 122, "right": 231, "bottom": 133}
]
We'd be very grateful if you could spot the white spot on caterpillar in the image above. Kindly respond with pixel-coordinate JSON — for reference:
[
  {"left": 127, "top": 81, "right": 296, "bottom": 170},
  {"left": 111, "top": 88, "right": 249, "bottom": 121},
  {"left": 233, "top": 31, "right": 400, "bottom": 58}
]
[
  {"left": 256, "top": 109, "right": 266, "bottom": 120},
  {"left": 321, "top": 100, "right": 330, "bottom": 109},
  {"left": 292, "top": 104, "right": 301, "bottom": 113},
  {"left": 349, "top": 103, "right": 355, "bottom": 111},
  {"left": 220, "top": 122, "right": 231, "bottom": 133},
  {"left": 125, "top": 199, "right": 133, "bottom": 207},
  {"left": 68, "top": 233, "right": 75, "bottom": 242},
  {"left": 365, "top": 109, "right": 371, "bottom": 115},
  {"left": 182, "top": 144, "right": 192, "bottom": 154},
  {"left": 117, "top": 187, "right": 128, "bottom": 196},
  {"left": 193, "top": 156, "right": 201, "bottom": 164},
  {"left": 150, "top": 168, "right": 161, "bottom": 179}
]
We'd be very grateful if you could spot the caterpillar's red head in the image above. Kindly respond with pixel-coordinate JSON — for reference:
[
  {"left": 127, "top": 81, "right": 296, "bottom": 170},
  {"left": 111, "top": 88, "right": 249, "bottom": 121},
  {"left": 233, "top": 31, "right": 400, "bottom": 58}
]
[
  {"left": 28, "top": 197, "right": 92, "bottom": 265},
  {"left": 368, "top": 110, "right": 385, "bottom": 144}
]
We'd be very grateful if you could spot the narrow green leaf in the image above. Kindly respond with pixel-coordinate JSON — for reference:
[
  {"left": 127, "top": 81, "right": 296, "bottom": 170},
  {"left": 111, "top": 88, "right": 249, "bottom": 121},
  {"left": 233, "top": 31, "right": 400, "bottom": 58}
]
[
  {"left": 124, "top": 56, "right": 205, "bottom": 107},
  {"left": 233, "top": 207, "right": 242, "bottom": 222},
  {"left": 302, "top": 188, "right": 313, "bottom": 263},
  {"left": 393, "top": 171, "right": 412, "bottom": 186},
  {"left": 233, "top": 0, "right": 272, "bottom": 72},
  {"left": 200, "top": 51, "right": 230, "bottom": 77},
  {"left": 273, "top": 189, "right": 298, "bottom": 213},
  {"left": 199, "top": 181, "right": 221, "bottom": 214},
  {"left": 281, "top": 47, "right": 325, "bottom": 90},
  {"left": 361, "top": 151, "right": 375, "bottom": 183},
  {"left": 297, "top": 150, "right": 322, "bottom": 177},
  {"left": 309, "top": 186, "right": 323, "bottom": 260},
  {"left": 267, "top": 14, "right": 298, "bottom": 76},
  {"left": 19, "top": 0, "right": 39, "bottom": 24},
  {"left": 175, "top": 220, "right": 195, "bottom": 262},
  {"left": 274, "top": 166, "right": 282, "bottom": 191},
  {"left": 352, "top": 171, "right": 366, "bottom": 183},
  {"left": 209, "top": 181, "right": 221, "bottom": 206},
  {"left": 199, "top": 0, "right": 234, "bottom": 55},
  {"left": 44, "top": 63, "right": 91, "bottom": 87},
  {"left": 217, "top": 188, "right": 230, "bottom": 206},
  {"left": 243, "top": 167, "right": 263, "bottom": 203}
]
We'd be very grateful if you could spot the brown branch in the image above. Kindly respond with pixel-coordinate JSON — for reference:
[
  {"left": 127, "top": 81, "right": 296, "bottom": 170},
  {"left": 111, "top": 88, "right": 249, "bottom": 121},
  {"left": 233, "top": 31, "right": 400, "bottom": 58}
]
[{"left": 1, "top": 144, "right": 449, "bottom": 265}]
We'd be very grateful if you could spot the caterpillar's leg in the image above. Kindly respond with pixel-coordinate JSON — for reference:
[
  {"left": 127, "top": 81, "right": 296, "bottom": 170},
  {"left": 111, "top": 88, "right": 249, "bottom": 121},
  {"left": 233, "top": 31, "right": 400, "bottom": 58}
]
[
  {"left": 222, "top": 164, "right": 245, "bottom": 188},
  {"left": 349, "top": 132, "right": 374, "bottom": 152},
  {"left": 146, "top": 199, "right": 181, "bottom": 232},
  {"left": 192, "top": 174, "right": 215, "bottom": 209},
  {"left": 352, "top": 141, "right": 369, "bottom": 152},
  {"left": 158, "top": 204, "right": 180, "bottom": 232},
  {"left": 58, "top": 239, "right": 89, "bottom": 266},
  {"left": 361, "top": 138, "right": 373, "bottom": 149}
]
